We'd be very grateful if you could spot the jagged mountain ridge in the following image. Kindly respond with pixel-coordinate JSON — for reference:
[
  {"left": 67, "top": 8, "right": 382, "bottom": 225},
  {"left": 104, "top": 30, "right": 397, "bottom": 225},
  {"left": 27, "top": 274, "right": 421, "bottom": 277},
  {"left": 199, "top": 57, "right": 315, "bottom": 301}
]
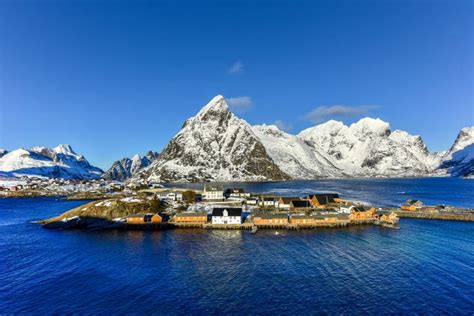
[
  {"left": 133, "top": 95, "right": 472, "bottom": 181},
  {"left": 134, "top": 95, "right": 290, "bottom": 182},
  {"left": 297, "top": 118, "right": 442, "bottom": 177},
  {"left": 438, "top": 127, "right": 474, "bottom": 177},
  {"left": 102, "top": 151, "right": 159, "bottom": 181},
  {"left": 0, "top": 144, "right": 103, "bottom": 179},
  {"left": 3, "top": 96, "right": 471, "bottom": 182}
]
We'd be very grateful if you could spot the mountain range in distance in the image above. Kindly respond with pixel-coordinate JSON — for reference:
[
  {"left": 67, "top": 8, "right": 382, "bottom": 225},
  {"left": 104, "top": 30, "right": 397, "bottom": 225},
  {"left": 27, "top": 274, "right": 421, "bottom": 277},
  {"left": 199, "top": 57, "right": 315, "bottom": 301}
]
[{"left": 1, "top": 95, "right": 473, "bottom": 182}]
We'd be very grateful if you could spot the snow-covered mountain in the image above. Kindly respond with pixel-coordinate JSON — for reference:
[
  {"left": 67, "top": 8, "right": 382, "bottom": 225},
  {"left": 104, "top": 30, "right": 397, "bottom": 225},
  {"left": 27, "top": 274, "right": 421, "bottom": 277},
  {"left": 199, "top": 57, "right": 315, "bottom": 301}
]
[
  {"left": 438, "top": 127, "right": 474, "bottom": 177},
  {"left": 132, "top": 96, "right": 472, "bottom": 182},
  {"left": 252, "top": 124, "right": 344, "bottom": 178},
  {"left": 297, "top": 118, "right": 440, "bottom": 177},
  {"left": 0, "top": 144, "right": 103, "bottom": 179},
  {"left": 102, "top": 151, "right": 159, "bottom": 181},
  {"left": 134, "top": 95, "right": 289, "bottom": 182},
  {"left": 2, "top": 96, "right": 471, "bottom": 182}
]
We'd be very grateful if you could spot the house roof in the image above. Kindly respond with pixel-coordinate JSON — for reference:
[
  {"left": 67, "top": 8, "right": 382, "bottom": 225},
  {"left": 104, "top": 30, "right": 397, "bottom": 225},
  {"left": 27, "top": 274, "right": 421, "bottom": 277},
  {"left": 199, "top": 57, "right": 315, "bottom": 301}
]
[
  {"left": 204, "top": 184, "right": 224, "bottom": 192},
  {"left": 351, "top": 206, "right": 367, "bottom": 212},
  {"left": 312, "top": 214, "right": 349, "bottom": 220},
  {"left": 291, "top": 200, "right": 311, "bottom": 208},
  {"left": 255, "top": 214, "right": 288, "bottom": 219},
  {"left": 308, "top": 194, "right": 339, "bottom": 204},
  {"left": 212, "top": 208, "right": 242, "bottom": 217},
  {"left": 126, "top": 213, "right": 147, "bottom": 218},
  {"left": 279, "top": 197, "right": 300, "bottom": 204},
  {"left": 263, "top": 197, "right": 276, "bottom": 201},
  {"left": 291, "top": 215, "right": 313, "bottom": 219},
  {"left": 226, "top": 188, "right": 245, "bottom": 193}
]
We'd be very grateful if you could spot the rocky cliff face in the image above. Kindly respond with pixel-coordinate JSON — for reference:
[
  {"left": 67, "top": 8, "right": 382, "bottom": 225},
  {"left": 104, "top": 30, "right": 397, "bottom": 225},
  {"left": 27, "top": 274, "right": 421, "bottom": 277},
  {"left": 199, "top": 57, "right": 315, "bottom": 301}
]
[
  {"left": 102, "top": 151, "right": 159, "bottom": 181},
  {"left": 438, "top": 127, "right": 474, "bottom": 177},
  {"left": 134, "top": 95, "right": 289, "bottom": 182},
  {"left": 0, "top": 144, "right": 103, "bottom": 179}
]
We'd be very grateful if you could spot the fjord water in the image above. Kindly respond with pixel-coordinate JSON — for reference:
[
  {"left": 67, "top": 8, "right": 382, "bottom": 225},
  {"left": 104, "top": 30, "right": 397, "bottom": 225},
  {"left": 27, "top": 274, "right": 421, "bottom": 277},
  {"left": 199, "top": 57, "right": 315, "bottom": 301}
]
[{"left": 1, "top": 179, "right": 473, "bottom": 314}]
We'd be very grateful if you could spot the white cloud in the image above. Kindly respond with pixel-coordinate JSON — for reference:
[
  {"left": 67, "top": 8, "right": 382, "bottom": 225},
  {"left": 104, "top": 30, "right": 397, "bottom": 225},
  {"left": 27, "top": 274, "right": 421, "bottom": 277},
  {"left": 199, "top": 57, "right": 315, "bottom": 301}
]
[
  {"left": 228, "top": 60, "right": 243, "bottom": 74},
  {"left": 273, "top": 120, "right": 293, "bottom": 132},
  {"left": 304, "top": 105, "right": 379, "bottom": 123},
  {"left": 227, "top": 96, "right": 252, "bottom": 112}
]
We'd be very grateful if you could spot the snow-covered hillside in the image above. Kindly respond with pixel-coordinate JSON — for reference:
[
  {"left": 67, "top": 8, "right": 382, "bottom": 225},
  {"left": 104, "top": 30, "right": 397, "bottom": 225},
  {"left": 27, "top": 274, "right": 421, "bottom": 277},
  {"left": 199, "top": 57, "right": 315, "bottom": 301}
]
[
  {"left": 102, "top": 151, "right": 158, "bottom": 181},
  {"left": 298, "top": 118, "right": 440, "bottom": 177},
  {"left": 134, "top": 95, "right": 289, "bottom": 182},
  {"left": 0, "top": 144, "right": 103, "bottom": 179},
  {"left": 252, "top": 124, "right": 343, "bottom": 178},
  {"left": 438, "top": 127, "right": 474, "bottom": 177}
]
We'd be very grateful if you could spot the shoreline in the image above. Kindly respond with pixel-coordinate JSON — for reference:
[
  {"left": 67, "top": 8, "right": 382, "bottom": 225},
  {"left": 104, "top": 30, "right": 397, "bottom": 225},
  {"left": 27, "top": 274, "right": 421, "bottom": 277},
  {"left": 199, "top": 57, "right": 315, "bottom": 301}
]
[{"left": 40, "top": 219, "right": 400, "bottom": 231}]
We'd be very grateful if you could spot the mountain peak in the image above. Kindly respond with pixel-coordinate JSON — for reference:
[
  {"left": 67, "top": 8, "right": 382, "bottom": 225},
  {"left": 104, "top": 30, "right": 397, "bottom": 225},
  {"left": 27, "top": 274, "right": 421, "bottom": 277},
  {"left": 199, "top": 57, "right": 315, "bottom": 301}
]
[
  {"left": 53, "top": 144, "right": 76, "bottom": 156},
  {"left": 350, "top": 117, "right": 391, "bottom": 137},
  {"left": 131, "top": 154, "right": 141, "bottom": 162},
  {"left": 0, "top": 145, "right": 102, "bottom": 179},
  {"left": 196, "top": 95, "right": 229, "bottom": 117}
]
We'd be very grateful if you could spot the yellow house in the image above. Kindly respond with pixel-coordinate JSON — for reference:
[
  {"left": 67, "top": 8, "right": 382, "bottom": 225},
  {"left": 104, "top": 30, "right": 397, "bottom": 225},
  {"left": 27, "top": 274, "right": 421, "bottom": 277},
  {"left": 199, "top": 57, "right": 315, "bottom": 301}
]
[
  {"left": 400, "top": 199, "right": 424, "bottom": 211},
  {"left": 126, "top": 214, "right": 150, "bottom": 223},
  {"left": 307, "top": 194, "right": 340, "bottom": 207},
  {"left": 290, "top": 200, "right": 312, "bottom": 211},
  {"left": 349, "top": 206, "right": 377, "bottom": 220},
  {"left": 253, "top": 214, "right": 288, "bottom": 225},
  {"left": 312, "top": 214, "right": 349, "bottom": 223},
  {"left": 151, "top": 214, "right": 163, "bottom": 223},
  {"left": 289, "top": 215, "right": 317, "bottom": 225},
  {"left": 175, "top": 213, "right": 208, "bottom": 223}
]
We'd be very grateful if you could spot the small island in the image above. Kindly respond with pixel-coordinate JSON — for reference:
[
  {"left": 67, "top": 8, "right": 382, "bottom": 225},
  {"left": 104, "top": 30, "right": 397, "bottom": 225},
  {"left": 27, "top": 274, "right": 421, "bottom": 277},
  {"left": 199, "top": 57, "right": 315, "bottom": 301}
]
[{"left": 36, "top": 185, "right": 474, "bottom": 232}]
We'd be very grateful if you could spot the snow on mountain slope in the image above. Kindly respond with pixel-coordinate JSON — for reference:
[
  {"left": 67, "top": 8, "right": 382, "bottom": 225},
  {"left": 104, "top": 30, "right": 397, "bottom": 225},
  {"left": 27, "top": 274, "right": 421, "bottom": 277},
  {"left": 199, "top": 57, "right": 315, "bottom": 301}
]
[
  {"left": 438, "top": 127, "right": 474, "bottom": 177},
  {"left": 389, "top": 130, "right": 442, "bottom": 169},
  {"left": 252, "top": 124, "right": 343, "bottom": 178},
  {"left": 298, "top": 118, "right": 436, "bottom": 176},
  {"left": 0, "top": 149, "right": 8, "bottom": 158},
  {"left": 0, "top": 145, "right": 103, "bottom": 179},
  {"left": 102, "top": 151, "right": 158, "bottom": 181},
  {"left": 134, "top": 95, "right": 289, "bottom": 182}
]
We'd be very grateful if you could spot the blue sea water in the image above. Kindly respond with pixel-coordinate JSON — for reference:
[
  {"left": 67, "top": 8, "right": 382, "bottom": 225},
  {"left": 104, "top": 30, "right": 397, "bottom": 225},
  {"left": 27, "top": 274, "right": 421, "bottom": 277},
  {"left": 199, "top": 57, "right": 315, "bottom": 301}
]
[
  {"left": 169, "top": 177, "right": 474, "bottom": 208},
  {"left": 1, "top": 178, "right": 473, "bottom": 314}
]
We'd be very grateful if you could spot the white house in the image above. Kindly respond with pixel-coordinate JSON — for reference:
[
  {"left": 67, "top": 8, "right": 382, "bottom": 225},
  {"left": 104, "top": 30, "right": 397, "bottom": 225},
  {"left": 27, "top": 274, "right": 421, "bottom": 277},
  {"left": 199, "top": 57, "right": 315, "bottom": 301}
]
[
  {"left": 157, "top": 191, "right": 183, "bottom": 202},
  {"left": 246, "top": 198, "right": 259, "bottom": 205},
  {"left": 211, "top": 208, "right": 242, "bottom": 225},
  {"left": 339, "top": 205, "right": 356, "bottom": 214},
  {"left": 260, "top": 197, "right": 277, "bottom": 207},
  {"left": 225, "top": 188, "right": 251, "bottom": 199},
  {"left": 276, "top": 197, "right": 300, "bottom": 210},
  {"left": 203, "top": 185, "right": 224, "bottom": 201}
]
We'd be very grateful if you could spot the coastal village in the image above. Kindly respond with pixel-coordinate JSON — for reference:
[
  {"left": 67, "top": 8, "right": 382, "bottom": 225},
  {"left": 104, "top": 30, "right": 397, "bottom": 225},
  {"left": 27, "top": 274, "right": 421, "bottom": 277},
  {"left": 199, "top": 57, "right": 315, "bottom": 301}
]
[
  {"left": 39, "top": 184, "right": 404, "bottom": 231},
  {"left": 2, "top": 177, "right": 472, "bottom": 230}
]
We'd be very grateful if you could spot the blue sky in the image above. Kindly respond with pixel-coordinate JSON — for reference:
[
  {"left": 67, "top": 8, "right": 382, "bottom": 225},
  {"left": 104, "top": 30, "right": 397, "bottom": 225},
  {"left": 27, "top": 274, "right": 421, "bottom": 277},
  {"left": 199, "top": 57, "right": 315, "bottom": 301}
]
[{"left": 1, "top": 0, "right": 473, "bottom": 169}]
